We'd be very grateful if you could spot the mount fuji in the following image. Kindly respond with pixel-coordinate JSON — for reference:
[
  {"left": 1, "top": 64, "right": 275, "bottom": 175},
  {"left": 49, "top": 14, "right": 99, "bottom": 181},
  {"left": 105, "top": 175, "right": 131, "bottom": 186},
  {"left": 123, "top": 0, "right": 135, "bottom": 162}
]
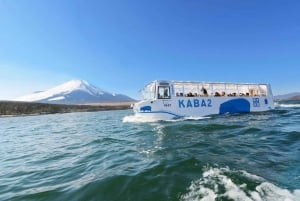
[{"left": 14, "top": 80, "right": 135, "bottom": 104}]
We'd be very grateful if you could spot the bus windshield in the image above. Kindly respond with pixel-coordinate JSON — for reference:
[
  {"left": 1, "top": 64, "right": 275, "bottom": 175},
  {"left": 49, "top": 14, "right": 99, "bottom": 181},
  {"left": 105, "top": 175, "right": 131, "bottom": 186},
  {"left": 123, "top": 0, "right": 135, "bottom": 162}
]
[{"left": 141, "top": 82, "right": 156, "bottom": 100}]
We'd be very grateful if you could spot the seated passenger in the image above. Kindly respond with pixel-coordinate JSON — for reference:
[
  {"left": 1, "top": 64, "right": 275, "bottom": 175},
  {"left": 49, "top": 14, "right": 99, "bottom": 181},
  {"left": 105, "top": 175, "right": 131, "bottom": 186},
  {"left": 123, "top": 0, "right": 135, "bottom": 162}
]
[
  {"left": 201, "top": 87, "right": 208, "bottom": 96},
  {"left": 221, "top": 91, "right": 226, "bottom": 96},
  {"left": 214, "top": 92, "right": 221, "bottom": 96},
  {"left": 187, "top": 92, "right": 193, "bottom": 97}
]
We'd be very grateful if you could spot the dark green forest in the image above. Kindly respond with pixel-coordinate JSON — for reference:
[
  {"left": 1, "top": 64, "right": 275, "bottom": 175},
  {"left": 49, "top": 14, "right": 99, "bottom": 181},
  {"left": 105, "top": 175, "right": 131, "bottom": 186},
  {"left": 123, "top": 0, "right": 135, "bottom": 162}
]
[{"left": 0, "top": 101, "right": 131, "bottom": 116}]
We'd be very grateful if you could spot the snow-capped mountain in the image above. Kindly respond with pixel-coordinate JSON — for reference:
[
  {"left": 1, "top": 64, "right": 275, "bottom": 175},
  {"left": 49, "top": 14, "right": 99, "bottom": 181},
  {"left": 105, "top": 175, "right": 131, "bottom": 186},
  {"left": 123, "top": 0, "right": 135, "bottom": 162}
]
[{"left": 14, "top": 80, "right": 135, "bottom": 104}]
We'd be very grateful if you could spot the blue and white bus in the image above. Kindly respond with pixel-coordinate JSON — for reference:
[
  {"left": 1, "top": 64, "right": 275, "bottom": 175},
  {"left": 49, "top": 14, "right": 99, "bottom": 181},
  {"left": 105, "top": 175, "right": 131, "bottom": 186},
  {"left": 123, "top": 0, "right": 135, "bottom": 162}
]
[{"left": 132, "top": 80, "right": 274, "bottom": 120}]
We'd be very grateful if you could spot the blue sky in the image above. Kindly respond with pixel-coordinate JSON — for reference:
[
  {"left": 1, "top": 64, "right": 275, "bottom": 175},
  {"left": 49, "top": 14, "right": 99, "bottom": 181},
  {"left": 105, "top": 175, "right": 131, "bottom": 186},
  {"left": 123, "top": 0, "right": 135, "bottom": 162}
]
[{"left": 1, "top": 0, "right": 300, "bottom": 100}]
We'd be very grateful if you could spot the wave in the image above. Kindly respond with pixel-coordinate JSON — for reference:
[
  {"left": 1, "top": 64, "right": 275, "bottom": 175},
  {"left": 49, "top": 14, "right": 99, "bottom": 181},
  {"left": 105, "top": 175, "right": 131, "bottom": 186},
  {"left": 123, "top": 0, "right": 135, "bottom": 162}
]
[
  {"left": 122, "top": 115, "right": 210, "bottom": 123},
  {"left": 275, "top": 102, "right": 300, "bottom": 108},
  {"left": 122, "top": 115, "right": 161, "bottom": 123},
  {"left": 278, "top": 104, "right": 300, "bottom": 108},
  {"left": 183, "top": 116, "right": 211, "bottom": 121},
  {"left": 181, "top": 167, "right": 300, "bottom": 201}
]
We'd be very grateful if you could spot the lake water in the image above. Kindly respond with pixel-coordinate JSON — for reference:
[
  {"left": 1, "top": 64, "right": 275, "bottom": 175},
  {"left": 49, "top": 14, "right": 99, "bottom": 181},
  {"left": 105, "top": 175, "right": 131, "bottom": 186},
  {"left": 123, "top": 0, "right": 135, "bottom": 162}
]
[{"left": 1, "top": 102, "right": 300, "bottom": 201}]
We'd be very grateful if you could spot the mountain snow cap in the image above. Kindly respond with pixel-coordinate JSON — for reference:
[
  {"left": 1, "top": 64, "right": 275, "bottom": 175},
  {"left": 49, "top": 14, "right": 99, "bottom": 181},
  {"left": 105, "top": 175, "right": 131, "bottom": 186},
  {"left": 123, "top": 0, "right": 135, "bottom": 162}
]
[
  {"left": 13, "top": 79, "right": 134, "bottom": 103},
  {"left": 14, "top": 79, "right": 105, "bottom": 102},
  {"left": 59, "top": 79, "right": 107, "bottom": 95}
]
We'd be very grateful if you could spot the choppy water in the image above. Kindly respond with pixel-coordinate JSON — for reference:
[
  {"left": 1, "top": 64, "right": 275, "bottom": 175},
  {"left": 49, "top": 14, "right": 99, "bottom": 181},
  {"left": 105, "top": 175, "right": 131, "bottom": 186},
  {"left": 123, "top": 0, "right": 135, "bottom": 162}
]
[{"left": 1, "top": 101, "right": 300, "bottom": 201}]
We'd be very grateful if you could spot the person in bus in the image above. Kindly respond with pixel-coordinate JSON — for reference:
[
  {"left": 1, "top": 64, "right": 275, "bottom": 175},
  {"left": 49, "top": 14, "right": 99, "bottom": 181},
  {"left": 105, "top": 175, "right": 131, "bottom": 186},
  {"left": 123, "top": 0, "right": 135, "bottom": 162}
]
[
  {"left": 201, "top": 87, "right": 208, "bottom": 96},
  {"left": 163, "top": 88, "right": 169, "bottom": 98}
]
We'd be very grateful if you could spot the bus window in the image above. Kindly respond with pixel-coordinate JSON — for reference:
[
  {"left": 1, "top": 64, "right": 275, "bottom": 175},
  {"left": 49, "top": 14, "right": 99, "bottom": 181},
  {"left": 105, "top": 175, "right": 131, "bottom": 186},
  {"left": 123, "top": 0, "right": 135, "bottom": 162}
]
[{"left": 158, "top": 86, "right": 170, "bottom": 99}]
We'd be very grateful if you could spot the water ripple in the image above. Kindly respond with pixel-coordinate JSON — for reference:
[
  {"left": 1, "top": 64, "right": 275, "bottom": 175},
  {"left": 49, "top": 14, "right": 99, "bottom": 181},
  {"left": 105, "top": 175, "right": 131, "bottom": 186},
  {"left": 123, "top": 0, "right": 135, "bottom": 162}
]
[{"left": 1, "top": 106, "right": 300, "bottom": 200}]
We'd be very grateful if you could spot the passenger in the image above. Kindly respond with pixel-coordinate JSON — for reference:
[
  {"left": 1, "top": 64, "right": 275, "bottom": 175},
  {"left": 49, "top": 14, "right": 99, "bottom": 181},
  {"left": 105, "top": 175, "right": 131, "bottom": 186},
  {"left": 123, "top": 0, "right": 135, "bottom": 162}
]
[
  {"left": 187, "top": 92, "right": 193, "bottom": 97},
  {"left": 221, "top": 91, "right": 226, "bottom": 96},
  {"left": 164, "top": 88, "right": 169, "bottom": 98},
  {"left": 249, "top": 89, "right": 254, "bottom": 96},
  {"left": 214, "top": 92, "right": 221, "bottom": 97},
  {"left": 201, "top": 87, "right": 208, "bottom": 96}
]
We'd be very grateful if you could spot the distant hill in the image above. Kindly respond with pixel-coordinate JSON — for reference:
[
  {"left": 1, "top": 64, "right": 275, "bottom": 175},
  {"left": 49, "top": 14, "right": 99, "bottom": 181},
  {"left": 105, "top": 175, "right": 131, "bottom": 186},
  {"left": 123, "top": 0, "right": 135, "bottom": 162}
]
[
  {"left": 0, "top": 101, "right": 132, "bottom": 116},
  {"left": 274, "top": 92, "right": 300, "bottom": 101},
  {"left": 13, "top": 80, "right": 135, "bottom": 104},
  {"left": 287, "top": 95, "right": 300, "bottom": 100}
]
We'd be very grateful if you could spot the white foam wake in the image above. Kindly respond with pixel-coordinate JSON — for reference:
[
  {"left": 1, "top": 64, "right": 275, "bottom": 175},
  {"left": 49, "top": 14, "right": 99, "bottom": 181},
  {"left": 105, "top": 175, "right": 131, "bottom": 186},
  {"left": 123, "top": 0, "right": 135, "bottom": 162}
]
[
  {"left": 183, "top": 116, "right": 211, "bottom": 121},
  {"left": 122, "top": 115, "right": 160, "bottom": 123},
  {"left": 277, "top": 104, "right": 300, "bottom": 108},
  {"left": 122, "top": 115, "right": 210, "bottom": 123},
  {"left": 181, "top": 167, "right": 300, "bottom": 201}
]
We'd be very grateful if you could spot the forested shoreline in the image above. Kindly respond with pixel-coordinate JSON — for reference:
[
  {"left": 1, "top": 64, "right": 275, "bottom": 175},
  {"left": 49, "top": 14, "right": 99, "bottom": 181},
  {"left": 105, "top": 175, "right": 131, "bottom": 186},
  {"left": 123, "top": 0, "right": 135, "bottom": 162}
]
[{"left": 0, "top": 101, "right": 131, "bottom": 116}]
